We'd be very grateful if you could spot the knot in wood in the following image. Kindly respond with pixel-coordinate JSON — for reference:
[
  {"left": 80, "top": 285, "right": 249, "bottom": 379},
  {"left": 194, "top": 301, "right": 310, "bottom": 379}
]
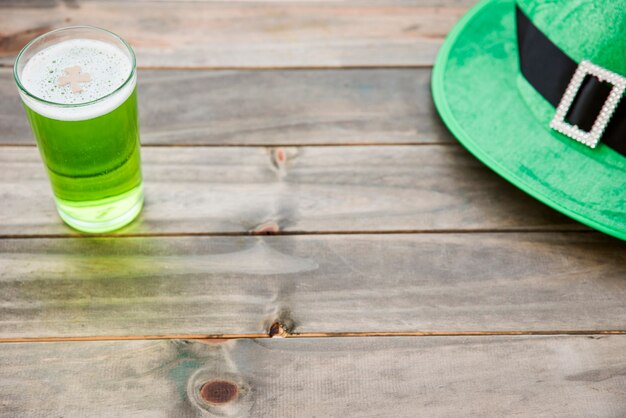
[
  {"left": 252, "top": 222, "right": 280, "bottom": 235},
  {"left": 269, "top": 321, "right": 288, "bottom": 338},
  {"left": 199, "top": 380, "right": 239, "bottom": 404}
]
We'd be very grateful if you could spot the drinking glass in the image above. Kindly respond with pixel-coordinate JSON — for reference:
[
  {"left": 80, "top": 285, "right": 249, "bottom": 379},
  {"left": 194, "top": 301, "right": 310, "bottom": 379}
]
[{"left": 14, "top": 26, "right": 143, "bottom": 233}]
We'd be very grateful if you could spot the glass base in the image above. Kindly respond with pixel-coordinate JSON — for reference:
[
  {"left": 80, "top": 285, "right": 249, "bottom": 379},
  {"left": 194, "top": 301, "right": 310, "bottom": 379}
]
[{"left": 55, "top": 184, "right": 144, "bottom": 233}]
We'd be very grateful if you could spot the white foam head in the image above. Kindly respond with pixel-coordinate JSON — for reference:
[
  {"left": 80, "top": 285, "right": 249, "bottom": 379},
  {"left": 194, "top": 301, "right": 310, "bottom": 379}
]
[{"left": 17, "top": 37, "right": 135, "bottom": 121}]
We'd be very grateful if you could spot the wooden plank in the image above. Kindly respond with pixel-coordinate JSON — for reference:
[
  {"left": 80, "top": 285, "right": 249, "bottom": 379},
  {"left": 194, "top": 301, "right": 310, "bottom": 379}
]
[
  {"left": 0, "top": 145, "right": 581, "bottom": 236},
  {"left": 1, "top": 232, "right": 625, "bottom": 338},
  {"left": 1, "top": 68, "right": 452, "bottom": 145},
  {"left": 1, "top": 336, "right": 625, "bottom": 416},
  {"left": 0, "top": 0, "right": 473, "bottom": 68}
]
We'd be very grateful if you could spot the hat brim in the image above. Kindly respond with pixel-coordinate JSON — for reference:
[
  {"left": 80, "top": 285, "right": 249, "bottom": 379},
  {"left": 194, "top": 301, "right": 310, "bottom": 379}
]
[{"left": 432, "top": 0, "right": 626, "bottom": 240}]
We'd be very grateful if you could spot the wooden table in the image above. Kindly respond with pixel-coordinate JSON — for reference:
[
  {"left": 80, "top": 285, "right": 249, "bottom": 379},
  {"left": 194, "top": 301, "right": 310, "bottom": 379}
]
[{"left": 1, "top": 1, "right": 625, "bottom": 416}]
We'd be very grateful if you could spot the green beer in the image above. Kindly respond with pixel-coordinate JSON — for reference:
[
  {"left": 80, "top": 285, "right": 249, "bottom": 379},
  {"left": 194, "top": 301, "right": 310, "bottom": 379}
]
[{"left": 14, "top": 27, "right": 143, "bottom": 233}]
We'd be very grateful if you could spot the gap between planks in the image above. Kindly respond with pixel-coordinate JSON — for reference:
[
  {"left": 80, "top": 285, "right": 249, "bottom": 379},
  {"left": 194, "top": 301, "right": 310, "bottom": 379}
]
[
  {"left": 0, "top": 143, "right": 457, "bottom": 148},
  {"left": 2, "top": 329, "right": 625, "bottom": 344},
  {"left": 0, "top": 64, "right": 435, "bottom": 71},
  {"left": 0, "top": 229, "right": 597, "bottom": 240}
]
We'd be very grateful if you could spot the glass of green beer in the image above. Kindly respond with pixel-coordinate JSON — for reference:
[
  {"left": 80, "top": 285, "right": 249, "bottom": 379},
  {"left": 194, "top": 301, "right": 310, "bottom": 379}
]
[{"left": 14, "top": 26, "right": 143, "bottom": 233}]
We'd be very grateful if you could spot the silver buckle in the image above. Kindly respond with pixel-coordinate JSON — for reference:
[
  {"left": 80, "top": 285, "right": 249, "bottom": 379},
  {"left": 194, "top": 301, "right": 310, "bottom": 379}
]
[{"left": 550, "top": 60, "right": 626, "bottom": 148}]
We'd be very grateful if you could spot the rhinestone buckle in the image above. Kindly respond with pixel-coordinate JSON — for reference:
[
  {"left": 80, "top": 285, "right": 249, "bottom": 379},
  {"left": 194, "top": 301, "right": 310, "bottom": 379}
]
[{"left": 550, "top": 60, "right": 626, "bottom": 148}]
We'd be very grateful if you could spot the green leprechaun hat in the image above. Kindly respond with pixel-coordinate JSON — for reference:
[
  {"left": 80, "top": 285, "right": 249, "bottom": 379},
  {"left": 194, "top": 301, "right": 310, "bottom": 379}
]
[{"left": 432, "top": 0, "right": 626, "bottom": 240}]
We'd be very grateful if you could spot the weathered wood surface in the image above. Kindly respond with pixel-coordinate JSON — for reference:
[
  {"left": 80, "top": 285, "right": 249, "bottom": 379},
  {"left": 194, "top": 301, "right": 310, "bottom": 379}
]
[
  {"left": 1, "top": 232, "right": 625, "bottom": 338},
  {"left": 0, "top": 1, "right": 474, "bottom": 68},
  {"left": 1, "top": 68, "right": 451, "bottom": 145},
  {"left": 0, "top": 145, "right": 581, "bottom": 236},
  {"left": 1, "top": 336, "right": 625, "bottom": 417},
  {"left": 2, "top": 0, "right": 624, "bottom": 415}
]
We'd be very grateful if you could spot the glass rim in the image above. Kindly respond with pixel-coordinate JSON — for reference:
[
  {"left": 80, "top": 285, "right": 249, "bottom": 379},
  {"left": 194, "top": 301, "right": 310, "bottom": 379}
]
[{"left": 13, "top": 25, "right": 137, "bottom": 108}]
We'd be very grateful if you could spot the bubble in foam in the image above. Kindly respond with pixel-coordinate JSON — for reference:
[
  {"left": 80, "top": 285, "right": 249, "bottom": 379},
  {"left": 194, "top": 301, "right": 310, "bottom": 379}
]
[{"left": 19, "top": 39, "right": 135, "bottom": 121}]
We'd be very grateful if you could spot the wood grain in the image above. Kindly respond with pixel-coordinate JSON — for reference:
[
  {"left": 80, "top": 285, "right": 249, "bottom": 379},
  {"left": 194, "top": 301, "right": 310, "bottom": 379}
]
[
  {"left": 0, "top": 0, "right": 472, "bottom": 68},
  {"left": 1, "top": 336, "right": 625, "bottom": 417},
  {"left": 0, "top": 145, "right": 581, "bottom": 236},
  {"left": 1, "top": 68, "right": 452, "bottom": 145},
  {"left": 1, "top": 232, "right": 625, "bottom": 338},
  {"left": 3, "top": 1, "right": 622, "bottom": 415}
]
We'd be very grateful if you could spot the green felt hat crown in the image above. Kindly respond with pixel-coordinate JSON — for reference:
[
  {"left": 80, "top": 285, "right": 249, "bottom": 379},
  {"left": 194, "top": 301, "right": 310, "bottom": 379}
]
[
  {"left": 432, "top": 0, "right": 626, "bottom": 241},
  {"left": 518, "top": 0, "right": 626, "bottom": 75}
]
